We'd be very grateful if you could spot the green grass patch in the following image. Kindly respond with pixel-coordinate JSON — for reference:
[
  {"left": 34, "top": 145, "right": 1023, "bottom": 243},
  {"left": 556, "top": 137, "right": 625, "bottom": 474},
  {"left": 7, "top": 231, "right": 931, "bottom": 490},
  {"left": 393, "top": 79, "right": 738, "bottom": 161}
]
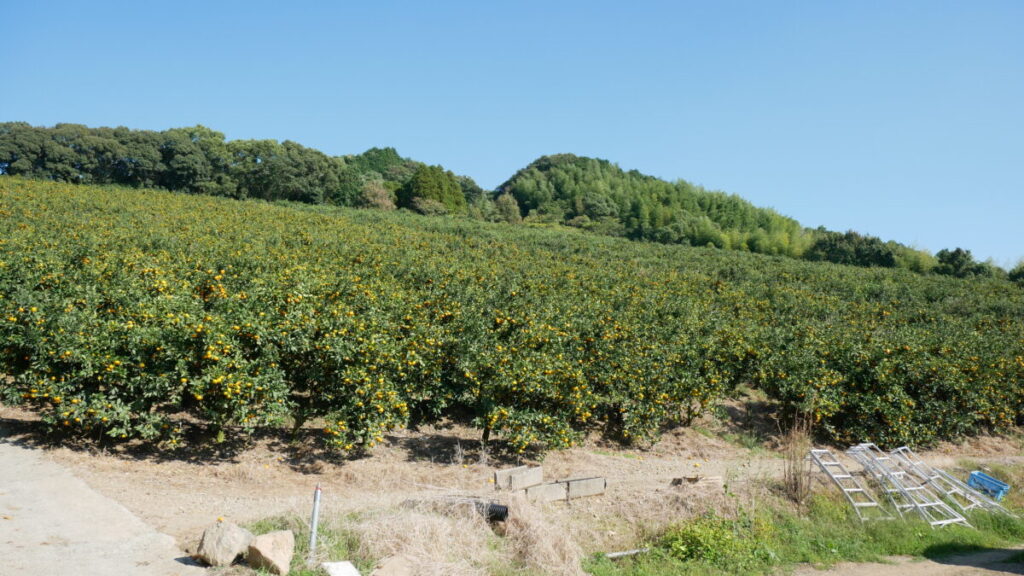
[
  {"left": 720, "top": 430, "right": 768, "bottom": 453},
  {"left": 585, "top": 494, "right": 1024, "bottom": 576},
  {"left": 961, "top": 461, "right": 1022, "bottom": 510},
  {"left": 245, "top": 514, "right": 376, "bottom": 576}
]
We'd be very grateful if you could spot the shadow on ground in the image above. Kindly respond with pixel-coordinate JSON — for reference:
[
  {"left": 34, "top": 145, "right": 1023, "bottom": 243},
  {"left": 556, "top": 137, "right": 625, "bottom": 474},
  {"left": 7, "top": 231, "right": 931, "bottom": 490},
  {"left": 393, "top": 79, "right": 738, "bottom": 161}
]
[
  {"left": 716, "top": 387, "right": 783, "bottom": 448},
  {"left": 924, "top": 545, "right": 1024, "bottom": 575},
  {"left": 0, "top": 406, "right": 524, "bottom": 473},
  {"left": 391, "top": 428, "right": 523, "bottom": 467},
  {"left": 0, "top": 409, "right": 346, "bottom": 470}
]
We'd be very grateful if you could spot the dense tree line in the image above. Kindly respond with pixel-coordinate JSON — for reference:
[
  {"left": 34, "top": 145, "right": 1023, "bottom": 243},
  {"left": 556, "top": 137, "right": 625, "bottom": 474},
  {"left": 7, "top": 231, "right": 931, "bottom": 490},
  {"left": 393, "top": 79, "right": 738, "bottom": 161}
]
[
  {"left": 805, "top": 230, "right": 898, "bottom": 268},
  {"left": 497, "top": 154, "right": 811, "bottom": 256},
  {"left": 494, "top": 154, "right": 956, "bottom": 273},
  {"left": 0, "top": 122, "right": 487, "bottom": 215},
  {"left": 0, "top": 123, "right": 1010, "bottom": 277},
  {"left": 933, "top": 247, "right": 1005, "bottom": 279}
]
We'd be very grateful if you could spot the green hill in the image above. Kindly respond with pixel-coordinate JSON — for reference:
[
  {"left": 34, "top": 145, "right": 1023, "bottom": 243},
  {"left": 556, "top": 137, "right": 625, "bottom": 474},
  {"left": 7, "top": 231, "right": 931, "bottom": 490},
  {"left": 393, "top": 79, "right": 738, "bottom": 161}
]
[
  {"left": 495, "top": 153, "right": 956, "bottom": 273},
  {"left": 497, "top": 153, "right": 811, "bottom": 255},
  {"left": 0, "top": 122, "right": 1009, "bottom": 277}
]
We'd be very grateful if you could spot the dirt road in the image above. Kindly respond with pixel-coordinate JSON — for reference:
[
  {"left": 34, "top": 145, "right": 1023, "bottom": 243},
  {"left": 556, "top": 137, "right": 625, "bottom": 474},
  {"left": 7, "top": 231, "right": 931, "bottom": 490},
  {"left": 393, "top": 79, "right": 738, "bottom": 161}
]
[
  {"left": 795, "top": 548, "right": 1024, "bottom": 576},
  {"left": 2, "top": 403, "right": 1022, "bottom": 576},
  {"left": 0, "top": 429, "right": 205, "bottom": 576}
]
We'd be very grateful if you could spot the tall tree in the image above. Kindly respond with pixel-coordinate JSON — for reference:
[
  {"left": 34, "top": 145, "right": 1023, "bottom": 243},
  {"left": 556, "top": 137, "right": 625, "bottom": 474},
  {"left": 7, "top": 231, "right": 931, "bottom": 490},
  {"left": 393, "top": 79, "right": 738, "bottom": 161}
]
[
  {"left": 494, "top": 193, "right": 522, "bottom": 224},
  {"left": 1009, "top": 261, "right": 1024, "bottom": 284},
  {"left": 935, "top": 248, "right": 988, "bottom": 278},
  {"left": 397, "top": 165, "right": 466, "bottom": 215},
  {"left": 805, "top": 231, "right": 897, "bottom": 268}
]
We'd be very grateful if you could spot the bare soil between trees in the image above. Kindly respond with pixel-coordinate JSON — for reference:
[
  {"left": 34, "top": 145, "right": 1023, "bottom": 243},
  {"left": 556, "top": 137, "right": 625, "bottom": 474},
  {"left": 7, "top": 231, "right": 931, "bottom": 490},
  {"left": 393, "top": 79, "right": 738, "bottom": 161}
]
[{"left": 1, "top": 402, "right": 1022, "bottom": 575}]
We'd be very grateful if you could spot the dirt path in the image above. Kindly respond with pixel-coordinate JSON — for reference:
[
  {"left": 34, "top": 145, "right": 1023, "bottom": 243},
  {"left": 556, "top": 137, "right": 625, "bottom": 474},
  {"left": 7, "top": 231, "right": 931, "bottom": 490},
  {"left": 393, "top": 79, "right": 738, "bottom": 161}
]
[
  {"left": 2, "top": 401, "right": 1021, "bottom": 576},
  {"left": 0, "top": 429, "right": 205, "bottom": 576},
  {"left": 796, "top": 547, "right": 1024, "bottom": 575}
]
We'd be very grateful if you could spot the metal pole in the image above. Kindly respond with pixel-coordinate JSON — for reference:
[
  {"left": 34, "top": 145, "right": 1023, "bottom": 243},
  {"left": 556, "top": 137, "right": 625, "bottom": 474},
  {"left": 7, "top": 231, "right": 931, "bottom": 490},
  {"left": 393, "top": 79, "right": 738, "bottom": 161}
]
[{"left": 308, "top": 483, "right": 322, "bottom": 566}]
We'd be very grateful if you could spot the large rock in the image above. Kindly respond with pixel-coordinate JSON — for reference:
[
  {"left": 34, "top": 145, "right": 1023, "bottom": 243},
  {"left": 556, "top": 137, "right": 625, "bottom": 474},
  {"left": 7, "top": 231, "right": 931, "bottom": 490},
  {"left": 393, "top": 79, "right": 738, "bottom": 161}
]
[
  {"left": 247, "top": 530, "right": 295, "bottom": 575},
  {"left": 194, "top": 520, "right": 253, "bottom": 566}
]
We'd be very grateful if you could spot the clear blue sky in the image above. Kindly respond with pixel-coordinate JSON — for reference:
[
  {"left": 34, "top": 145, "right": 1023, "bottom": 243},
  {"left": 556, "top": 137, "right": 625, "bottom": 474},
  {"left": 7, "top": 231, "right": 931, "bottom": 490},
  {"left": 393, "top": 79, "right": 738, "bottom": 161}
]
[{"left": 3, "top": 1, "right": 1022, "bottom": 266}]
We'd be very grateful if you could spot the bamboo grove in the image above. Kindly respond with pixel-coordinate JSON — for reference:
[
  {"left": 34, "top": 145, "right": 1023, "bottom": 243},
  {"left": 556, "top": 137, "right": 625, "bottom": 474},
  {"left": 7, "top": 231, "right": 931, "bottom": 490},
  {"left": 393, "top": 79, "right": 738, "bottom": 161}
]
[{"left": 2, "top": 178, "right": 1022, "bottom": 453}]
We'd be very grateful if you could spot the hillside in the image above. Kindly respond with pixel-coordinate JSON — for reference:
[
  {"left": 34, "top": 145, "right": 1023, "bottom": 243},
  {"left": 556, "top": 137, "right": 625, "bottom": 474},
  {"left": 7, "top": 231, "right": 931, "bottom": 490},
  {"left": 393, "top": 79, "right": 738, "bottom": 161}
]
[
  {"left": 496, "top": 154, "right": 957, "bottom": 273},
  {"left": 0, "top": 122, "right": 480, "bottom": 212},
  {"left": 497, "top": 153, "right": 811, "bottom": 256},
  {"left": 5, "top": 122, "right": 1014, "bottom": 279},
  {"left": 1, "top": 177, "right": 1022, "bottom": 455}
]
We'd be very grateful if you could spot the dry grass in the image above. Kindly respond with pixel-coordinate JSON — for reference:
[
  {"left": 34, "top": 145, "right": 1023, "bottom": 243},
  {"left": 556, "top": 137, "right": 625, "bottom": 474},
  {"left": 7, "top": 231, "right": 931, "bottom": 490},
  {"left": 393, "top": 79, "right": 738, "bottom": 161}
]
[
  {"left": 502, "top": 494, "right": 584, "bottom": 576},
  {"left": 558, "top": 486, "right": 733, "bottom": 552},
  {"left": 350, "top": 503, "right": 498, "bottom": 576},
  {"left": 337, "top": 495, "right": 586, "bottom": 576},
  {"left": 782, "top": 415, "right": 813, "bottom": 505}
]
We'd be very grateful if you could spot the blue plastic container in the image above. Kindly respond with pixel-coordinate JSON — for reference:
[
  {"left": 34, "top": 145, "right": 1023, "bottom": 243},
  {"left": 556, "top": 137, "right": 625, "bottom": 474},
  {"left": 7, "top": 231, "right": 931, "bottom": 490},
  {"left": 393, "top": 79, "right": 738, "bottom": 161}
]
[{"left": 968, "top": 471, "right": 1010, "bottom": 501}]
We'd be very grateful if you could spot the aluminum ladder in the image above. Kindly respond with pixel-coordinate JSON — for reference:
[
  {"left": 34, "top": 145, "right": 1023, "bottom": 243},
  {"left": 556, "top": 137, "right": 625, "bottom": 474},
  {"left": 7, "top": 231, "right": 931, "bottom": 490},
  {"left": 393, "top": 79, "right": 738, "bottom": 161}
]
[
  {"left": 847, "top": 443, "right": 971, "bottom": 529},
  {"left": 889, "top": 446, "right": 1015, "bottom": 517},
  {"left": 809, "top": 448, "right": 891, "bottom": 521}
]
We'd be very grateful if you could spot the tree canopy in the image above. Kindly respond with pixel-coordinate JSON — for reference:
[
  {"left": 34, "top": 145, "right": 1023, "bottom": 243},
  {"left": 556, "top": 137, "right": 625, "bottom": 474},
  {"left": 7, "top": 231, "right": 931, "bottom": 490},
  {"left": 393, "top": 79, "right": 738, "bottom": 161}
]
[
  {"left": 934, "top": 248, "right": 1002, "bottom": 279},
  {"left": 497, "top": 153, "right": 812, "bottom": 257},
  {"left": 805, "top": 230, "right": 898, "bottom": 268},
  {"left": 0, "top": 123, "right": 425, "bottom": 209},
  {"left": 397, "top": 165, "right": 467, "bottom": 215}
]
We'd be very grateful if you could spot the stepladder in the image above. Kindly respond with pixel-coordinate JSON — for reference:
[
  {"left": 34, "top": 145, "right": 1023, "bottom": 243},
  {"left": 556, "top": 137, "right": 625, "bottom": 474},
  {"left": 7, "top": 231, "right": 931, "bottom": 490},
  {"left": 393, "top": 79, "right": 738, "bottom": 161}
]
[
  {"left": 889, "top": 446, "right": 1014, "bottom": 517},
  {"left": 809, "top": 448, "right": 891, "bottom": 521},
  {"left": 847, "top": 443, "right": 971, "bottom": 529}
]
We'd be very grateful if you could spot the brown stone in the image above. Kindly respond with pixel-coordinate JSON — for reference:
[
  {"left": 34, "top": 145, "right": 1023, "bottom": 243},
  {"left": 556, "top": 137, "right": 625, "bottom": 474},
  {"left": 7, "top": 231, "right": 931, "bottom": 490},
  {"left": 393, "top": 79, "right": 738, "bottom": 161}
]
[
  {"left": 247, "top": 530, "right": 295, "bottom": 575},
  {"left": 194, "top": 520, "right": 253, "bottom": 567}
]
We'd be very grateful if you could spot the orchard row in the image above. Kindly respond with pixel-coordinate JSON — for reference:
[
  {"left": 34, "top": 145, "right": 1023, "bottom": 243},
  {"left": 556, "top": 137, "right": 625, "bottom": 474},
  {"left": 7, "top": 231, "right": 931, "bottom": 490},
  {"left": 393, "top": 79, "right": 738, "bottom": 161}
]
[{"left": 1, "top": 178, "right": 1021, "bottom": 452}]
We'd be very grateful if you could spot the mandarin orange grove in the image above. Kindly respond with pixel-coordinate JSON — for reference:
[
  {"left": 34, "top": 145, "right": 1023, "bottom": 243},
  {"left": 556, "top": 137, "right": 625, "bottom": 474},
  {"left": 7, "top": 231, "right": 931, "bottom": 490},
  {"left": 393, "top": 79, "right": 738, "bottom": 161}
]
[{"left": 1, "top": 177, "right": 1022, "bottom": 454}]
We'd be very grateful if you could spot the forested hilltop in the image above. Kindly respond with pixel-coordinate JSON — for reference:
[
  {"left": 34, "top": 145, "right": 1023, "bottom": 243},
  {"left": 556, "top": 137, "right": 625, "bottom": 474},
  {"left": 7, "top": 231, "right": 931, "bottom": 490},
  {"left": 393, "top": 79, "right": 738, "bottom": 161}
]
[{"left": 0, "top": 122, "right": 1017, "bottom": 280}]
